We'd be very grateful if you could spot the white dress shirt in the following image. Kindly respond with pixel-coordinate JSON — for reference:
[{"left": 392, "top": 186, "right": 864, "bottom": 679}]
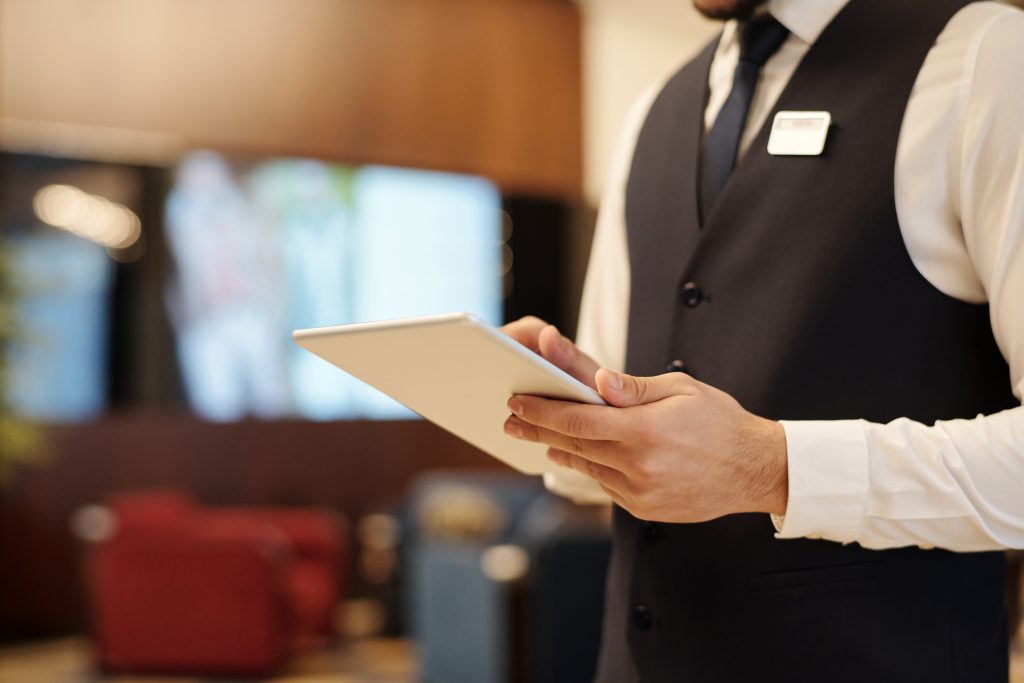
[{"left": 548, "top": 0, "right": 1024, "bottom": 552}]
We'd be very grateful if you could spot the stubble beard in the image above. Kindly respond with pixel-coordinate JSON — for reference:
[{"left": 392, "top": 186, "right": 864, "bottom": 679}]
[{"left": 693, "top": 0, "right": 771, "bottom": 21}]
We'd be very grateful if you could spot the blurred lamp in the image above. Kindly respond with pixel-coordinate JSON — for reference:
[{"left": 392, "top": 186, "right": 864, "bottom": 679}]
[
  {"left": 480, "top": 543, "right": 529, "bottom": 583},
  {"left": 33, "top": 184, "right": 141, "bottom": 250}
]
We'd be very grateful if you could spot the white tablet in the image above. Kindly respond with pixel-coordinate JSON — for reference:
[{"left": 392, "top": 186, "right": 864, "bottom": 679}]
[{"left": 292, "top": 312, "right": 606, "bottom": 474}]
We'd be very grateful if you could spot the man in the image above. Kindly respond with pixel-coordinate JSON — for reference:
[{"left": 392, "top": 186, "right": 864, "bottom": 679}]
[{"left": 501, "top": 0, "right": 1024, "bottom": 680}]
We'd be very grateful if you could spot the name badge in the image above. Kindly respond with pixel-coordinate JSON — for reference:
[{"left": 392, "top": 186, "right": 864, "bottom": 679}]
[{"left": 767, "top": 111, "right": 831, "bottom": 156}]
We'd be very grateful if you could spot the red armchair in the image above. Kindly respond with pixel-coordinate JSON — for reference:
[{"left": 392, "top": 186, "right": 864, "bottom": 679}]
[{"left": 85, "top": 490, "right": 345, "bottom": 677}]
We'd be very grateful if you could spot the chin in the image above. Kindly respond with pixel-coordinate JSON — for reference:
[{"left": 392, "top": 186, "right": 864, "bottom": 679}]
[{"left": 692, "top": 0, "right": 769, "bottom": 21}]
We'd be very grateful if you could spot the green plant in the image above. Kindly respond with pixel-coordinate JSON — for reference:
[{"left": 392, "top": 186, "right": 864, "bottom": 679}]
[{"left": 0, "top": 240, "right": 46, "bottom": 484}]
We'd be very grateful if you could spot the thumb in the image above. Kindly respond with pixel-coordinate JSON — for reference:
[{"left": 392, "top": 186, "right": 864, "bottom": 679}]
[{"left": 595, "top": 368, "right": 690, "bottom": 408}]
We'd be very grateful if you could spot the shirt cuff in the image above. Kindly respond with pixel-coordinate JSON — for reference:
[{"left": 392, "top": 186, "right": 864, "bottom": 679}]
[
  {"left": 774, "top": 419, "right": 870, "bottom": 543},
  {"left": 542, "top": 468, "right": 613, "bottom": 505}
]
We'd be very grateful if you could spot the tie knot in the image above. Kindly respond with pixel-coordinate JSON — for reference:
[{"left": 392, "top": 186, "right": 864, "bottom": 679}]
[{"left": 738, "top": 16, "right": 789, "bottom": 66}]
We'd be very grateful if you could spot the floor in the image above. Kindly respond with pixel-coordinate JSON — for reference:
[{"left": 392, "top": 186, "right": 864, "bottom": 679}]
[
  {"left": 2, "top": 635, "right": 1022, "bottom": 682},
  {"left": 0, "top": 638, "right": 416, "bottom": 683}
]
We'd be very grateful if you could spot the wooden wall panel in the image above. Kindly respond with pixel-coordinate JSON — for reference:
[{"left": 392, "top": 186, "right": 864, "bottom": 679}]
[
  {"left": 0, "top": 413, "right": 511, "bottom": 638},
  {"left": 0, "top": 0, "right": 581, "bottom": 198}
]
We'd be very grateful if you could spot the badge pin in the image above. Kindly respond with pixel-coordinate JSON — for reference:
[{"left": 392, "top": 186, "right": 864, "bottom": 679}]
[{"left": 767, "top": 111, "right": 831, "bottom": 156}]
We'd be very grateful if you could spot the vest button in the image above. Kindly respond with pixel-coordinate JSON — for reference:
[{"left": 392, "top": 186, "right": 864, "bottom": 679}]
[
  {"left": 633, "top": 605, "right": 653, "bottom": 631},
  {"left": 665, "top": 359, "right": 693, "bottom": 377},
  {"left": 680, "top": 281, "right": 703, "bottom": 307},
  {"left": 641, "top": 521, "right": 659, "bottom": 543}
]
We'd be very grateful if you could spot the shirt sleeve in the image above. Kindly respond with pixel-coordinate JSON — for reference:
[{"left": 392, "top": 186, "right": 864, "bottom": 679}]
[
  {"left": 775, "top": 8, "right": 1024, "bottom": 551},
  {"left": 543, "top": 83, "right": 663, "bottom": 505},
  {"left": 574, "top": 83, "right": 662, "bottom": 372}
]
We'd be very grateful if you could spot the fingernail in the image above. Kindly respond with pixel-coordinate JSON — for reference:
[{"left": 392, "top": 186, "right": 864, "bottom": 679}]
[
  {"left": 508, "top": 398, "right": 524, "bottom": 416},
  {"left": 606, "top": 371, "right": 622, "bottom": 391},
  {"left": 504, "top": 420, "right": 522, "bottom": 438},
  {"left": 546, "top": 450, "right": 564, "bottom": 464}
]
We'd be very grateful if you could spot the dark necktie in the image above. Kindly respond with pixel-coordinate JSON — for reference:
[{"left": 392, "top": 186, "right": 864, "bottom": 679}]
[{"left": 699, "top": 16, "right": 790, "bottom": 218}]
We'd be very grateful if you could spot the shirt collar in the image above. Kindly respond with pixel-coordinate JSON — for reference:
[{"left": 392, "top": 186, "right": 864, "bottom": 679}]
[
  {"left": 767, "top": 0, "right": 850, "bottom": 45},
  {"left": 715, "top": 0, "right": 850, "bottom": 61}
]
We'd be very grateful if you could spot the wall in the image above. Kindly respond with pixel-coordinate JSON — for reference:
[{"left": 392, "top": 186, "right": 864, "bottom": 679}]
[
  {"left": 579, "top": 0, "right": 717, "bottom": 206},
  {"left": 0, "top": 415, "right": 507, "bottom": 639},
  {"left": 0, "top": 0, "right": 581, "bottom": 198}
]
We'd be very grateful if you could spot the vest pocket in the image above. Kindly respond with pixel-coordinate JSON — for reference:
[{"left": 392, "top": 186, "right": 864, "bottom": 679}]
[{"left": 748, "top": 560, "right": 887, "bottom": 592}]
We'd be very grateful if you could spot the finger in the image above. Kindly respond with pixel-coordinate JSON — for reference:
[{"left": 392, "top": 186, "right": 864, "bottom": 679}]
[
  {"left": 508, "top": 395, "right": 625, "bottom": 441},
  {"left": 500, "top": 316, "right": 549, "bottom": 353},
  {"left": 546, "top": 448, "right": 630, "bottom": 497},
  {"left": 500, "top": 319, "right": 599, "bottom": 390},
  {"left": 537, "top": 325, "right": 600, "bottom": 390},
  {"left": 504, "top": 414, "right": 611, "bottom": 459},
  {"left": 595, "top": 368, "right": 695, "bottom": 408}
]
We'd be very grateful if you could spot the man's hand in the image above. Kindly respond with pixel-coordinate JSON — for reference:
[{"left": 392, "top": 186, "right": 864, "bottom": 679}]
[
  {"left": 503, "top": 368, "right": 789, "bottom": 523},
  {"left": 500, "top": 316, "right": 601, "bottom": 390}
]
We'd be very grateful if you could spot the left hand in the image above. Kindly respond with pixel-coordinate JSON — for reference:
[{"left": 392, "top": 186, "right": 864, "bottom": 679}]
[{"left": 504, "top": 368, "right": 789, "bottom": 523}]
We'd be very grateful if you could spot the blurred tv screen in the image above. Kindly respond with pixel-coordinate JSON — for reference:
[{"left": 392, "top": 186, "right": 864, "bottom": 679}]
[
  {"left": 5, "top": 233, "right": 113, "bottom": 422},
  {"left": 165, "top": 151, "right": 504, "bottom": 421}
]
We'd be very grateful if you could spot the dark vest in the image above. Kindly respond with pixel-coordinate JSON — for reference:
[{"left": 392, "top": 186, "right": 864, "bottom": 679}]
[{"left": 597, "top": 1, "right": 1018, "bottom": 681}]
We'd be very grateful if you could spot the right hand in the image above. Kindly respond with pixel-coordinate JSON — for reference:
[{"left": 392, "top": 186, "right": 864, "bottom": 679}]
[{"left": 500, "top": 316, "right": 601, "bottom": 390}]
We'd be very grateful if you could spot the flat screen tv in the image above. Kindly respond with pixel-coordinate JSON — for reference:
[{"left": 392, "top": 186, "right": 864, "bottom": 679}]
[{"left": 164, "top": 151, "right": 504, "bottom": 421}]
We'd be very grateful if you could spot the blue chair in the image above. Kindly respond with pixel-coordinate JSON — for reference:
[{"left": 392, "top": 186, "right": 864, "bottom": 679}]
[{"left": 404, "top": 470, "right": 610, "bottom": 683}]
